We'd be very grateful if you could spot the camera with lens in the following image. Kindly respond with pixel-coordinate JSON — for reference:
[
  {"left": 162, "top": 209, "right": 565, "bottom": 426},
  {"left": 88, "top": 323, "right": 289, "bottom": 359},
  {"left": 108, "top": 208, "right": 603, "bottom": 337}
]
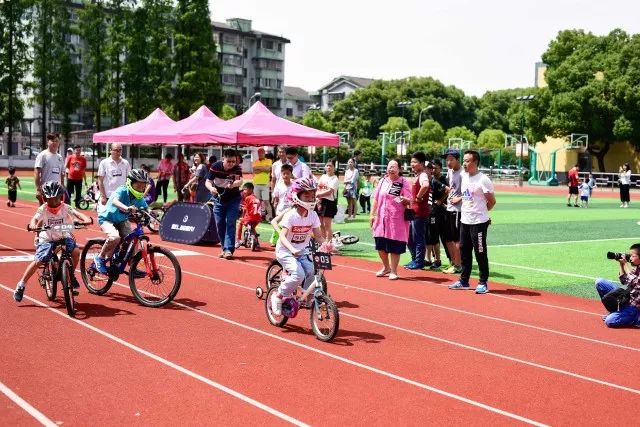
[{"left": 607, "top": 252, "right": 631, "bottom": 262}]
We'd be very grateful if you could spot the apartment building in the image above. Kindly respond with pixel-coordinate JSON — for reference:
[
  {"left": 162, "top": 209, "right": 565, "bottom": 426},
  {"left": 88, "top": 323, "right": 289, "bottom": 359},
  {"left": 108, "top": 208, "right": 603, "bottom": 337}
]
[
  {"left": 212, "top": 18, "right": 290, "bottom": 116},
  {"left": 311, "top": 75, "right": 374, "bottom": 112},
  {"left": 283, "top": 86, "right": 313, "bottom": 119}
]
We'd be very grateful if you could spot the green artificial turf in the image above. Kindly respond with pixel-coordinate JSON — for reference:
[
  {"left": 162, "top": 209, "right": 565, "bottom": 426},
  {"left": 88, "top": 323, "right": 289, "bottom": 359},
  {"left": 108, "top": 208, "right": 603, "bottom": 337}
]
[{"left": 3, "top": 177, "right": 637, "bottom": 299}]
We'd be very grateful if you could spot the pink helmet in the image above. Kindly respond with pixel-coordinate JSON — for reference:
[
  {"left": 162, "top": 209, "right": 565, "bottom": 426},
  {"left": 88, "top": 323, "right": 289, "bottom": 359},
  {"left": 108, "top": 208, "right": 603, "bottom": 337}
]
[{"left": 291, "top": 177, "right": 317, "bottom": 212}]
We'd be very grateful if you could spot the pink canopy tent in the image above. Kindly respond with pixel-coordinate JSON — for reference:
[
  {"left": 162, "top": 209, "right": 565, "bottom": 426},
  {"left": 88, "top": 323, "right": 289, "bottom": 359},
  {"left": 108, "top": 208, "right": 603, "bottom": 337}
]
[
  {"left": 199, "top": 101, "right": 339, "bottom": 147},
  {"left": 92, "top": 108, "right": 176, "bottom": 144},
  {"left": 151, "top": 105, "right": 232, "bottom": 144}
]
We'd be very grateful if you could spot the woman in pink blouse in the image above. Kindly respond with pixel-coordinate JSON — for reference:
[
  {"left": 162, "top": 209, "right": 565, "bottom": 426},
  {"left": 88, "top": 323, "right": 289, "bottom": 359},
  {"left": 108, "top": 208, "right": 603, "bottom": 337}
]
[
  {"left": 156, "top": 153, "right": 174, "bottom": 203},
  {"left": 369, "top": 160, "right": 412, "bottom": 280}
]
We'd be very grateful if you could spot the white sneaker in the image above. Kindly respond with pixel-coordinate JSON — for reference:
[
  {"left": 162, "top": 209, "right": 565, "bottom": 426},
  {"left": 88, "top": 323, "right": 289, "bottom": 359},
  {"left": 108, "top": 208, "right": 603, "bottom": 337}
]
[{"left": 270, "top": 292, "right": 282, "bottom": 316}]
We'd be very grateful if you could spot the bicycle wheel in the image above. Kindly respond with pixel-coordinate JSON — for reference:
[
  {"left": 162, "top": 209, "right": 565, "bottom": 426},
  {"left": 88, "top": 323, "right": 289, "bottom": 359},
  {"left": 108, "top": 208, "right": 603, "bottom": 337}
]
[
  {"left": 265, "top": 260, "right": 283, "bottom": 290},
  {"left": 43, "top": 260, "right": 57, "bottom": 301},
  {"left": 146, "top": 209, "right": 164, "bottom": 233},
  {"left": 78, "top": 199, "right": 90, "bottom": 210},
  {"left": 265, "top": 287, "right": 288, "bottom": 327},
  {"left": 61, "top": 260, "right": 76, "bottom": 317},
  {"left": 129, "top": 246, "right": 181, "bottom": 307},
  {"left": 340, "top": 234, "right": 359, "bottom": 245},
  {"left": 80, "top": 240, "right": 113, "bottom": 295},
  {"left": 310, "top": 294, "right": 339, "bottom": 342}
]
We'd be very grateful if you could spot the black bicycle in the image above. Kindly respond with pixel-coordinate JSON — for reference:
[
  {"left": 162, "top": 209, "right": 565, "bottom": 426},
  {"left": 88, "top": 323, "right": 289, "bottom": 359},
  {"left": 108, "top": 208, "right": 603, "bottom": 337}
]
[
  {"left": 79, "top": 210, "right": 181, "bottom": 307},
  {"left": 28, "top": 221, "right": 91, "bottom": 317}
]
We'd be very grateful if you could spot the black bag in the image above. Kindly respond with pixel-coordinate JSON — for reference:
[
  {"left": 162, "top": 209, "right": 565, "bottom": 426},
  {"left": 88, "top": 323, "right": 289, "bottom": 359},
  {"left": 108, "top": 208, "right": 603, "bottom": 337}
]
[
  {"left": 404, "top": 208, "right": 415, "bottom": 221},
  {"left": 601, "top": 287, "right": 631, "bottom": 313}
]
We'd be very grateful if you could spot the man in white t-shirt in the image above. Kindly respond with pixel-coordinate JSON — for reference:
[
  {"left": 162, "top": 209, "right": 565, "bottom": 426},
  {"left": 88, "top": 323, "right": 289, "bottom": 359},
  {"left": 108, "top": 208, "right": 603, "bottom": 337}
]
[
  {"left": 97, "top": 143, "right": 131, "bottom": 208},
  {"left": 285, "top": 147, "right": 312, "bottom": 179},
  {"left": 34, "top": 133, "right": 65, "bottom": 204},
  {"left": 448, "top": 150, "right": 496, "bottom": 294},
  {"left": 270, "top": 146, "right": 287, "bottom": 190}
]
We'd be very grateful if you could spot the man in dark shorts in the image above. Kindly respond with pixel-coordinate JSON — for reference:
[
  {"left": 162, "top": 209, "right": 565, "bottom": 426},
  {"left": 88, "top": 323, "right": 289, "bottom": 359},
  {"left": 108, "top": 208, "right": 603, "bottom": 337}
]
[
  {"left": 441, "top": 149, "right": 462, "bottom": 274},
  {"left": 567, "top": 164, "right": 580, "bottom": 207},
  {"left": 425, "top": 161, "right": 448, "bottom": 270}
]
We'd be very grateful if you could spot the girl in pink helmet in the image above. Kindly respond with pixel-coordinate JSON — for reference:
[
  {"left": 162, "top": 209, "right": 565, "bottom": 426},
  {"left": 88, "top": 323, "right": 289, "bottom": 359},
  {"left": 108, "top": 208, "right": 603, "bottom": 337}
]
[{"left": 269, "top": 177, "right": 330, "bottom": 315}]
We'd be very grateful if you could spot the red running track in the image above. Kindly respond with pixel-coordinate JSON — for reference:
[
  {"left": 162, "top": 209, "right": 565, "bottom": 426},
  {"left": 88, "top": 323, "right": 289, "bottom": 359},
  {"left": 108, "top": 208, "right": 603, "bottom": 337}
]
[{"left": 1, "top": 201, "right": 639, "bottom": 425}]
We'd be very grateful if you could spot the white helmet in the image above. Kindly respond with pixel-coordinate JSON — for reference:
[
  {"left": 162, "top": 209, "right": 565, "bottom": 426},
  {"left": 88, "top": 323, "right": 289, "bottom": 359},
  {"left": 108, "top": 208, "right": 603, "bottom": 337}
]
[{"left": 291, "top": 177, "right": 317, "bottom": 212}]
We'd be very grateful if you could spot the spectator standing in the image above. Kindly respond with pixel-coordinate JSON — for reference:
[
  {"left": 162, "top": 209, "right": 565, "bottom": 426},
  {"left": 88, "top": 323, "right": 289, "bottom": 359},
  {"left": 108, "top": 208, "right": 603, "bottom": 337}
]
[
  {"left": 65, "top": 145, "right": 87, "bottom": 208},
  {"left": 6, "top": 167, "right": 21, "bottom": 207},
  {"left": 270, "top": 164, "right": 294, "bottom": 246},
  {"left": 370, "top": 160, "right": 412, "bottom": 280},
  {"left": 587, "top": 173, "right": 596, "bottom": 197},
  {"left": 285, "top": 147, "right": 312, "bottom": 179},
  {"left": 34, "top": 133, "right": 65, "bottom": 204},
  {"left": 97, "top": 143, "right": 131, "bottom": 212},
  {"left": 343, "top": 158, "right": 359, "bottom": 219},
  {"left": 270, "top": 146, "right": 288, "bottom": 188},
  {"left": 448, "top": 150, "right": 496, "bottom": 294},
  {"left": 567, "top": 164, "right": 580, "bottom": 207},
  {"left": 182, "top": 153, "right": 209, "bottom": 203},
  {"left": 252, "top": 147, "right": 273, "bottom": 220},
  {"left": 205, "top": 149, "right": 243, "bottom": 259},
  {"left": 404, "top": 152, "right": 430, "bottom": 270},
  {"left": 427, "top": 159, "right": 450, "bottom": 270},
  {"left": 578, "top": 177, "right": 591, "bottom": 208},
  {"left": 156, "top": 153, "right": 174, "bottom": 203},
  {"left": 442, "top": 149, "right": 463, "bottom": 274},
  {"left": 173, "top": 153, "right": 191, "bottom": 202},
  {"left": 619, "top": 163, "right": 631, "bottom": 208},
  {"left": 316, "top": 159, "right": 339, "bottom": 244},
  {"left": 359, "top": 173, "right": 373, "bottom": 213}
]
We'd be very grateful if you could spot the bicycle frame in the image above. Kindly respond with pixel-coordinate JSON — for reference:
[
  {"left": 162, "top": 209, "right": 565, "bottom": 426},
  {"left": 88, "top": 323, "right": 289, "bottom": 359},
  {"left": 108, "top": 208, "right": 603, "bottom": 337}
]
[{"left": 111, "top": 220, "right": 157, "bottom": 277}]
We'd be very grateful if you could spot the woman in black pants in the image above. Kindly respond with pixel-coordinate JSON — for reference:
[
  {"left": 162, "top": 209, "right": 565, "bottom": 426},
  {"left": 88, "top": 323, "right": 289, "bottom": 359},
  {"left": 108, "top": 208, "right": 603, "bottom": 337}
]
[{"left": 619, "top": 163, "right": 631, "bottom": 208}]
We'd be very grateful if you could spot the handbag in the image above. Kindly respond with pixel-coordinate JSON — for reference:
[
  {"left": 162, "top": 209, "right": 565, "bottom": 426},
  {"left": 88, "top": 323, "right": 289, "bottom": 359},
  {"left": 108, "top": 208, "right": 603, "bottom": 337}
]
[{"left": 601, "top": 287, "right": 631, "bottom": 313}]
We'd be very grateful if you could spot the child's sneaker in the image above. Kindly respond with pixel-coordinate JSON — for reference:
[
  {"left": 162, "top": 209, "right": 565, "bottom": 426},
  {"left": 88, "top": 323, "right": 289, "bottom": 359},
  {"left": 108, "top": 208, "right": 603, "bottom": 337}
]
[
  {"left": 270, "top": 292, "right": 282, "bottom": 316},
  {"left": 443, "top": 265, "right": 461, "bottom": 274},
  {"left": 429, "top": 260, "right": 442, "bottom": 270},
  {"left": 94, "top": 257, "right": 108, "bottom": 274},
  {"left": 475, "top": 282, "right": 489, "bottom": 294},
  {"left": 13, "top": 285, "right": 25, "bottom": 302}
]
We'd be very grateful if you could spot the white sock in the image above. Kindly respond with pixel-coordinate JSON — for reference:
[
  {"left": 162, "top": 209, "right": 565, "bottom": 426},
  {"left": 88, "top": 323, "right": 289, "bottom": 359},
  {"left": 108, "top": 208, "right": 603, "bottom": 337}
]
[{"left": 16, "top": 281, "right": 25, "bottom": 290}]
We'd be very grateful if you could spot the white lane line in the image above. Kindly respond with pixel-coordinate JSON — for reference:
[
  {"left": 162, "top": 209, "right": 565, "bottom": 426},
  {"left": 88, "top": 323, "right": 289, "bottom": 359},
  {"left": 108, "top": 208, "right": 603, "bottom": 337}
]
[
  {"left": 0, "top": 284, "right": 308, "bottom": 427},
  {"left": 177, "top": 269, "right": 640, "bottom": 395},
  {"left": 490, "top": 237, "right": 640, "bottom": 248},
  {"left": 1, "top": 283, "right": 546, "bottom": 426},
  {"left": 489, "top": 262, "right": 596, "bottom": 279},
  {"left": 0, "top": 381, "right": 58, "bottom": 427}
]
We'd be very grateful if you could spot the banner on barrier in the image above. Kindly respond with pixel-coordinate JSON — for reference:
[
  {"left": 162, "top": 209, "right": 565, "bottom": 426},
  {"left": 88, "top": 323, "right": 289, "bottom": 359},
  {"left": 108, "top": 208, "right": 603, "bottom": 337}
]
[{"left": 160, "top": 202, "right": 219, "bottom": 245}]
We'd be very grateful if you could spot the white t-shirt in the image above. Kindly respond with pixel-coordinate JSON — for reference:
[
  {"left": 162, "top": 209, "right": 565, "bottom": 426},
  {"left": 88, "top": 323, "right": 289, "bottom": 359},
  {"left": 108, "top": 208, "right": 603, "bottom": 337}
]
[
  {"left": 446, "top": 168, "right": 463, "bottom": 212},
  {"left": 33, "top": 204, "right": 77, "bottom": 244},
  {"left": 579, "top": 183, "right": 591, "bottom": 197},
  {"left": 273, "top": 181, "right": 293, "bottom": 215},
  {"left": 460, "top": 171, "right": 494, "bottom": 225},
  {"left": 271, "top": 159, "right": 285, "bottom": 183},
  {"left": 317, "top": 174, "right": 339, "bottom": 201},
  {"left": 276, "top": 208, "right": 321, "bottom": 254},
  {"left": 35, "top": 150, "right": 64, "bottom": 185},
  {"left": 98, "top": 157, "right": 131, "bottom": 197}
]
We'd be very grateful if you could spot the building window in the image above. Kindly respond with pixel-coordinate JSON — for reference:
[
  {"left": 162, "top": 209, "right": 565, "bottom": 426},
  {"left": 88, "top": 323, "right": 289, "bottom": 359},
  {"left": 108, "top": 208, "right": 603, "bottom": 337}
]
[
  {"left": 277, "top": 43, "right": 282, "bottom": 52},
  {"left": 286, "top": 108, "right": 293, "bottom": 117},
  {"left": 223, "top": 33, "right": 240, "bottom": 45},
  {"left": 276, "top": 80, "right": 282, "bottom": 89},
  {"left": 222, "top": 54, "right": 242, "bottom": 66},
  {"left": 243, "top": 48, "right": 248, "bottom": 58},
  {"left": 243, "top": 68, "right": 247, "bottom": 77},
  {"left": 263, "top": 40, "right": 274, "bottom": 50}
]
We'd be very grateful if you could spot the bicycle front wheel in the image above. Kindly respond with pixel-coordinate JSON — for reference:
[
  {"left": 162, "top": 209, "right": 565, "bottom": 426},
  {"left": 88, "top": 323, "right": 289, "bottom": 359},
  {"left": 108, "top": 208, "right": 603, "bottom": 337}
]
[
  {"left": 340, "top": 234, "right": 359, "bottom": 245},
  {"left": 146, "top": 209, "right": 164, "bottom": 233},
  {"left": 61, "top": 260, "right": 76, "bottom": 317},
  {"left": 265, "top": 287, "right": 288, "bottom": 327},
  {"left": 80, "top": 240, "right": 113, "bottom": 295},
  {"left": 44, "top": 260, "right": 57, "bottom": 301},
  {"left": 78, "top": 200, "right": 90, "bottom": 210},
  {"left": 310, "top": 294, "right": 339, "bottom": 342},
  {"left": 129, "top": 246, "right": 181, "bottom": 307}
]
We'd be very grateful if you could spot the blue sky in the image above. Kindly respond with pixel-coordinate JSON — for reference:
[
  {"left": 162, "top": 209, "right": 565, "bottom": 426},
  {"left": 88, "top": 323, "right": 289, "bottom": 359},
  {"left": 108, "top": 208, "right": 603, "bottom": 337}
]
[{"left": 209, "top": 0, "right": 640, "bottom": 96}]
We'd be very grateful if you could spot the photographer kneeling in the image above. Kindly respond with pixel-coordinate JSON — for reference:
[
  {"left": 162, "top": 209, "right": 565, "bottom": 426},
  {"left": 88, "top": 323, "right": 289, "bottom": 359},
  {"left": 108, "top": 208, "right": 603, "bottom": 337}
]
[{"left": 595, "top": 244, "right": 640, "bottom": 328}]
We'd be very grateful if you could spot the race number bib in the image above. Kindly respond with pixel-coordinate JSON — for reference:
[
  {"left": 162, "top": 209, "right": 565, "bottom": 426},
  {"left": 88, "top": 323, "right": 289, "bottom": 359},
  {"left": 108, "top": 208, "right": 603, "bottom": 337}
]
[
  {"left": 290, "top": 225, "right": 311, "bottom": 244},
  {"left": 388, "top": 181, "right": 402, "bottom": 197},
  {"left": 51, "top": 167, "right": 60, "bottom": 174},
  {"left": 111, "top": 169, "right": 123, "bottom": 177},
  {"left": 313, "top": 252, "right": 332, "bottom": 270}
]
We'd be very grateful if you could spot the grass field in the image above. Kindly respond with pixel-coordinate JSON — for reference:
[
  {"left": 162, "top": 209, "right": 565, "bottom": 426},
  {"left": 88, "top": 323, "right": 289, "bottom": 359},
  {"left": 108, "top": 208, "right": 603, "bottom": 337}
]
[{"left": 3, "top": 177, "right": 638, "bottom": 299}]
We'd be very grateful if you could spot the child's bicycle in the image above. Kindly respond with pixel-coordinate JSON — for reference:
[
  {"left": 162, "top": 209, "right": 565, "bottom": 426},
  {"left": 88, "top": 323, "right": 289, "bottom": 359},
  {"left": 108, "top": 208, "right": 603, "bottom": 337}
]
[
  {"left": 258, "top": 241, "right": 339, "bottom": 342},
  {"left": 79, "top": 209, "right": 182, "bottom": 307},
  {"left": 332, "top": 230, "right": 359, "bottom": 245},
  {"left": 77, "top": 186, "right": 98, "bottom": 210},
  {"left": 145, "top": 202, "right": 167, "bottom": 233},
  {"left": 238, "top": 223, "right": 260, "bottom": 251},
  {"left": 28, "top": 220, "right": 92, "bottom": 317}
]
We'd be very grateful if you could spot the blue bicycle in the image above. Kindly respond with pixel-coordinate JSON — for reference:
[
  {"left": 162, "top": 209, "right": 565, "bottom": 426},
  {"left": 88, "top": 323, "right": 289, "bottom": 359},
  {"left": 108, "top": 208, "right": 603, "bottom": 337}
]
[{"left": 79, "top": 210, "right": 182, "bottom": 307}]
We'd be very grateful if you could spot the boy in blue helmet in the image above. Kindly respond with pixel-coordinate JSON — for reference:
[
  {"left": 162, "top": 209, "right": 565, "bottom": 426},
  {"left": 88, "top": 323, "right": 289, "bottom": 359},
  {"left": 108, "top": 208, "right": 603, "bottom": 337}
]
[{"left": 94, "top": 168, "right": 149, "bottom": 275}]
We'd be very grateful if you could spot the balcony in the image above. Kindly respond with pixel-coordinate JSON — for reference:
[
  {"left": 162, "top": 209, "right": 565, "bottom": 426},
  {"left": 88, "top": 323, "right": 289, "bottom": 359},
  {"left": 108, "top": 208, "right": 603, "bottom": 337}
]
[{"left": 254, "top": 48, "right": 284, "bottom": 61}]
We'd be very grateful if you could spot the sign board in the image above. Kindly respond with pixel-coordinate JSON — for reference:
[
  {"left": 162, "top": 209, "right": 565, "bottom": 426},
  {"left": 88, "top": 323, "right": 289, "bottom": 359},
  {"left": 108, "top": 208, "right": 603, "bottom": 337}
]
[{"left": 160, "top": 202, "right": 219, "bottom": 245}]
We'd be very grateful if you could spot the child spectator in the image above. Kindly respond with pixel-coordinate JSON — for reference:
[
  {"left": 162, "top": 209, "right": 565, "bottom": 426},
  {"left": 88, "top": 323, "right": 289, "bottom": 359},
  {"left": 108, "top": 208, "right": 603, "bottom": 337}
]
[
  {"left": 588, "top": 173, "right": 596, "bottom": 197},
  {"left": 6, "top": 167, "right": 21, "bottom": 207},
  {"left": 140, "top": 164, "right": 157, "bottom": 205},
  {"left": 269, "top": 164, "right": 294, "bottom": 246},
  {"left": 579, "top": 177, "right": 591, "bottom": 208},
  {"left": 236, "top": 182, "right": 262, "bottom": 249},
  {"left": 359, "top": 173, "right": 372, "bottom": 213}
]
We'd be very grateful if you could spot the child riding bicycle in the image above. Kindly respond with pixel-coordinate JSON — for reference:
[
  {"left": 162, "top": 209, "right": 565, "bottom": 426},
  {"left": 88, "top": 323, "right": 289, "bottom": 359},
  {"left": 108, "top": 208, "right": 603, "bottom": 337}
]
[
  {"left": 235, "top": 182, "right": 262, "bottom": 249},
  {"left": 269, "top": 177, "right": 332, "bottom": 316},
  {"left": 94, "top": 169, "right": 149, "bottom": 276},
  {"left": 13, "top": 181, "right": 91, "bottom": 302}
]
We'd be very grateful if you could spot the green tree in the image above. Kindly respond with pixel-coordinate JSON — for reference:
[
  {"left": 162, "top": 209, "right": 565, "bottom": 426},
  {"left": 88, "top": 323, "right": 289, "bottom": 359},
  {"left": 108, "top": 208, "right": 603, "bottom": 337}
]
[
  {"left": 220, "top": 104, "right": 236, "bottom": 120},
  {"left": 476, "top": 129, "right": 506, "bottom": 149},
  {"left": 172, "top": 0, "right": 223, "bottom": 119},
  {"left": 104, "top": 0, "right": 133, "bottom": 127},
  {"left": 122, "top": 6, "right": 151, "bottom": 121},
  {"left": 445, "top": 126, "right": 476, "bottom": 145},
  {"left": 529, "top": 29, "right": 640, "bottom": 171},
  {"left": 380, "top": 116, "right": 409, "bottom": 133},
  {"left": 78, "top": 0, "right": 109, "bottom": 131},
  {"left": 411, "top": 119, "right": 445, "bottom": 144},
  {"left": 302, "top": 110, "right": 332, "bottom": 132},
  {"left": 0, "top": 0, "right": 30, "bottom": 154}
]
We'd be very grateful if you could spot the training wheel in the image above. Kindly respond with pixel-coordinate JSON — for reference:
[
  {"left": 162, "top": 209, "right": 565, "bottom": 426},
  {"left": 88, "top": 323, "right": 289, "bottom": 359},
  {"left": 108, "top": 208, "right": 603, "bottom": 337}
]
[{"left": 255, "top": 287, "right": 264, "bottom": 299}]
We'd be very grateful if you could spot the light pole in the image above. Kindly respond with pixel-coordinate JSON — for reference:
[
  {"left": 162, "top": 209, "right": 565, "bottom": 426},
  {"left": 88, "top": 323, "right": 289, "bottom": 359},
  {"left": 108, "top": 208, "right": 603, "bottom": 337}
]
[
  {"left": 418, "top": 105, "right": 434, "bottom": 128},
  {"left": 248, "top": 92, "right": 261, "bottom": 109},
  {"left": 515, "top": 95, "right": 535, "bottom": 168},
  {"left": 307, "top": 105, "right": 326, "bottom": 162},
  {"left": 25, "top": 118, "right": 35, "bottom": 159}
]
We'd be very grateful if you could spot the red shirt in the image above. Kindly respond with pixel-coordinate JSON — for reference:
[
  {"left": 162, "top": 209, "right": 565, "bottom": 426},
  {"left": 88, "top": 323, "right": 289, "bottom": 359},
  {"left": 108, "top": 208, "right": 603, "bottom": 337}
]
[
  {"left": 241, "top": 194, "right": 262, "bottom": 223},
  {"left": 568, "top": 167, "right": 579, "bottom": 187},
  {"left": 410, "top": 173, "right": 430, "bottom": 218},
  {"left": 66, "top": 154, "right": 87, "bottom": 180}
]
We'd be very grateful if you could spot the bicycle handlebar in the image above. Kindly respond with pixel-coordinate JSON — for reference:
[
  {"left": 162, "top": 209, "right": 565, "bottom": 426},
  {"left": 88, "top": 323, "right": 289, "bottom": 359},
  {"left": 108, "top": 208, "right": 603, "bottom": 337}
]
[{"left": 27, "top": 217, "right": 93, "bottom": 233}]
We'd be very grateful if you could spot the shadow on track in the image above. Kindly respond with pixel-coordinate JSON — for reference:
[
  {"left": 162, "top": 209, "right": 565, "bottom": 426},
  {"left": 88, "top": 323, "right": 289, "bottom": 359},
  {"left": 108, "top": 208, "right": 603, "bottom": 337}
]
[{"left": 281, "top": 324, "right": 385, "bottom": 346}]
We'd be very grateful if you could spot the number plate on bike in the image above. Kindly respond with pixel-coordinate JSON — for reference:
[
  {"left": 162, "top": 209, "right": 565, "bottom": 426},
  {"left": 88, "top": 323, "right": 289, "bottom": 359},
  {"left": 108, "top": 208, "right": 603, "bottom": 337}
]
[{"left": 313, "top": 252, "right": 332, "bottom": 270}]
